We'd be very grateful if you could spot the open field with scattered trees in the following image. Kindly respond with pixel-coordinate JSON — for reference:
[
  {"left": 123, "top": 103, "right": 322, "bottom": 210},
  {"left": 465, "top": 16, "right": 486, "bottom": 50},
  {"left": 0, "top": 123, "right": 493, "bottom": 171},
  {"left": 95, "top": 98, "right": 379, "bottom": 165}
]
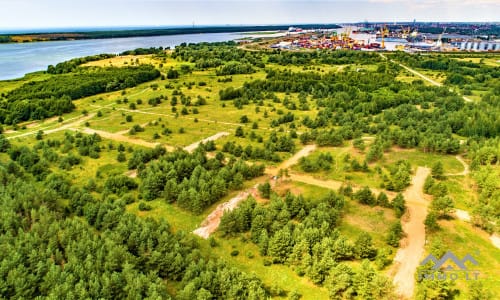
[{"left": 0, "top": 42, "right": 498, "bottom": 299}]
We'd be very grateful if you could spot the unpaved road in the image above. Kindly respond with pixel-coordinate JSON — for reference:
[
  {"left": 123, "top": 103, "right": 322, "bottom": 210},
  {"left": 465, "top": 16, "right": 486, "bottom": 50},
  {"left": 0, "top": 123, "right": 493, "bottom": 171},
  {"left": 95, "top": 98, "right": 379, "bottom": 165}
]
[
  {"left": 266, "top": 144, "right": 317, "bottom": 176},
  {"left": 75, "top": 127, "right": 175, "bottom": 151},
  {"left": 193, "top": 185, "right": 258, "bottom": 239},
  {"left": 455, "top": 209, "right": 471, "bottom": 222},
  {"left": 491, "top": 234, "right": 500, "bottom": 249},
  {"left": 184, "top": 132, "right": 229, "bottom": 153},
  {"left": 446, "top": 155, "right": 470, "bottom": 176},
  {"left": 91, "top": 104, "right": 269, "bottom": 130},
  {"left": 7, "top": 114, "right": 96, "bottom": 140},
  {"left": 289, "top": 173, "right": 344, "bottom": 191},
  {"left": 392, "top": 167, "right": 431, "bottom": 299},
  {"left": 194, "top": 144, "right": 317, "bottom": 238},
  {"left": 454, "top": 209, "right": 500, "bottom": 249},
  {"left": 290, "top": 172, "right": 399, "bottom": 199},
  {"left": 379, "top": 53, "right": 472, "bottom": 103}
]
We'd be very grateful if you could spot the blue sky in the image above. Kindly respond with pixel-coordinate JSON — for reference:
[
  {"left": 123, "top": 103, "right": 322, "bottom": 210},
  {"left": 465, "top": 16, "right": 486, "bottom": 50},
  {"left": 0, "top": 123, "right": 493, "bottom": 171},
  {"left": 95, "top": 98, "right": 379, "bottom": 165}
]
[{"left": 0, "top": 0, "right": 498, "bottom": 29}]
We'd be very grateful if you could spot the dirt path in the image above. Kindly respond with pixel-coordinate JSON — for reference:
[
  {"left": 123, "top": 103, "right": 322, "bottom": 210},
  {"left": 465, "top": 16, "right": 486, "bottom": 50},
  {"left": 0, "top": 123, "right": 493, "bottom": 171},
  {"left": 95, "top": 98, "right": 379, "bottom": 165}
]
[
  {"left": 184, "top": 132, "right": 229, "bottom": 153},
  {"left": 91, "top": 104, "right": 270, "bottom": 130},
  {"left": 289, "top": 172, "right": 399, "bottom": 197},
  {"left": 392, "top": 167, "right": 431, "bottom": 299},
  {"left": 193, "top": 185, "right": 258, "bottom": 239},
  {"left": 379, "top": 53, "right": 472, "bottom": 103},
  {"left": 7, "top": 113, "right": 96, "bottom": 140},
  {"left": 455, "top": 209, "right": 472, "bottom": 222},
  {"left": 454, "top": 209, "right": 500, "bottom": 249},
  {"left": 490, "top": 234, "right": 500, "bottom": 249},
  {"left": 446, "top": 155, "right": 470, "bottom": 176},
  {"left": 74, "top": 127, "right": 175, "bottom": 151},
  {"left": 194, "top": 144, "right": 317, "bottom": 238},
  {"left": 288, "top": 173, "right": 343, "bottom": 191},
  {"left": 266, "top": 144, "right": 317, "bottom": 176}
]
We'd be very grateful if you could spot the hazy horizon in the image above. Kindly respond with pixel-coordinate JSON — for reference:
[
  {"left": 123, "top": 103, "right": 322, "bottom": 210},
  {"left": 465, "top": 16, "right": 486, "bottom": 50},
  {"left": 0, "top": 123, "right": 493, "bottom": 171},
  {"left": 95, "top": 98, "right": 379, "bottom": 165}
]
[
  {"left": 1, "top": 0, "right": 498, "bottom": 30},
  {"left": 1, "top": 21, "right": 498, "bottom": 35}
]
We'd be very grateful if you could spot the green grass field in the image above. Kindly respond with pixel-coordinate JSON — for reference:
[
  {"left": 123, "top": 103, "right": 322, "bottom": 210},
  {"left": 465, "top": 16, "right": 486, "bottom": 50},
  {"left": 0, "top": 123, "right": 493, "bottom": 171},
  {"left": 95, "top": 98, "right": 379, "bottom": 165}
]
[{"left": 424, "top": 220, "right": 500, "bottom": 299}]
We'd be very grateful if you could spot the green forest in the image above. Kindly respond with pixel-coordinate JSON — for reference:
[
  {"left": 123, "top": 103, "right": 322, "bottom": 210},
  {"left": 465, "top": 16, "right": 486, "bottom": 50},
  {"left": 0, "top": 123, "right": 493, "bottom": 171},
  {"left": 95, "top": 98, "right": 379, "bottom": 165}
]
[{"left": 0, "top": 42, "right": 498, "bottom": 299}]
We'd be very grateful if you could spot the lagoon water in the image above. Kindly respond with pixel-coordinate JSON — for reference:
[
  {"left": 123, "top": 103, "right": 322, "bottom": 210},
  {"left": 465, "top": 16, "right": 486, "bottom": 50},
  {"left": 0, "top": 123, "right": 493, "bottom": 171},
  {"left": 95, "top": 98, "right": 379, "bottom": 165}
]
[{"left": 0, "top": 32, "right": 240, "bottom": 80}]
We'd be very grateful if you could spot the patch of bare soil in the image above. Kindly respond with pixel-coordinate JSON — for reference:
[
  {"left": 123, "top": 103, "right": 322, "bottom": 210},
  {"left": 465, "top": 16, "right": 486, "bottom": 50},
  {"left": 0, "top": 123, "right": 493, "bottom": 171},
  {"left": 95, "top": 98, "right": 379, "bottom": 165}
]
[
  {"left": 124, "top": 170, "right": 138, "bottom": 178},
  {"left": 193, "top": 185, "right": 258, "bottom": 239}
]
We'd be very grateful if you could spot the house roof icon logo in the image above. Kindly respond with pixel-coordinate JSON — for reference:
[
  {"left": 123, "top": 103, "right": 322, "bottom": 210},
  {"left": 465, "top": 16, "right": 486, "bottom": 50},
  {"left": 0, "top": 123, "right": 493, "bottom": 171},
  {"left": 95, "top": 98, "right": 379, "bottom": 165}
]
[{"left": 420, "top": 251, "right": 479, "bottom": 270}]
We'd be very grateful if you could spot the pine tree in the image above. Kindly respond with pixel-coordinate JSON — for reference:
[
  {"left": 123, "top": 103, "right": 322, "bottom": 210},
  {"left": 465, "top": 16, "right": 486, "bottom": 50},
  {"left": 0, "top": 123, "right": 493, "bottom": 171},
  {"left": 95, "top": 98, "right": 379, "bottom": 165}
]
[
  {"left": 392, "top": 193, "right": 406, "bottom": 218},
  {"left": 267, "top": 228, "right": 292, "bottom": 263},
  {"left": 431, "top": 161, "right": 445, "bottom": 180},
  {"left": 354, "top": 233, "right": 377, "bottom": 259}
]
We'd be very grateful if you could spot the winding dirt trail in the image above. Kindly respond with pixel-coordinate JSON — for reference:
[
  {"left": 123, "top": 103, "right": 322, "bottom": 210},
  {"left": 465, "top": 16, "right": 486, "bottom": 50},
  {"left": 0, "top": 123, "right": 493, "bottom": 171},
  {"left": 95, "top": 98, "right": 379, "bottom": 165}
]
[
  {"left": 266, "top": 144, "right": 317, "bottom": 176},
  {"left": 73, "top": 127, "right": 176, "bottom": 151},
  {"left": 193, "top": 185, "right": 259, "bottom": 239},
  {"left": 392, "top": 167, "right": 431, "bottom": 299},
  {"left": 379, "top": 53, "right": 472, "bottom": 103},
  {"left": 454, "top": 209, "right": 500, "bottom": 249},
  {"left": 7, "top": 114, "right": 96, "bottom": 140},
  {"left": 193, "top": 144, "right": 317, "bottom": 238},
  {"left": 446, "top": 155, "right": 470, "bottom": 176},
  {"left": 289, "top": 173, "right": 398, "bottom": 200}
]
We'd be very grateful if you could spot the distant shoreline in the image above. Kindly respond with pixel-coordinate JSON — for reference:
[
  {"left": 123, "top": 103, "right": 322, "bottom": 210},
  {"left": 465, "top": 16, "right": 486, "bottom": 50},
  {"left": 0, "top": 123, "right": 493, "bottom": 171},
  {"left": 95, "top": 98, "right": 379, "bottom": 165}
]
[{"left": 0, "top": 24, "right": 341, "bottom": 44}]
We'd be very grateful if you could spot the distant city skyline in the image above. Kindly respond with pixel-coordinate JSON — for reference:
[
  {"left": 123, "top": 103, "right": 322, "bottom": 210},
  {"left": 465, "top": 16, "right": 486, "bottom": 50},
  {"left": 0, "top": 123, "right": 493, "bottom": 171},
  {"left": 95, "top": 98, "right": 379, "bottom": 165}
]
[{"left": 0, "top": 0, "right": 498, "bottom": 30}]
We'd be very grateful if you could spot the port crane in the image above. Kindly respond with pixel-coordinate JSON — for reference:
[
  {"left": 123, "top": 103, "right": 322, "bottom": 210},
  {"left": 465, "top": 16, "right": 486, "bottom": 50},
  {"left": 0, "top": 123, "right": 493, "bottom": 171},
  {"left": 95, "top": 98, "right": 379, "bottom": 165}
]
[
  {"left": 436, "top": 27, "right": 447, "bottom": 49},
  {"left": 340, "top": 26, "right": 353, "bottom": 49},
  {"left": 380, "top": 25, "right": 389, "bottom": 49},
  {"left": 400, "top": 26, "right": 411, "bottom": 39}
]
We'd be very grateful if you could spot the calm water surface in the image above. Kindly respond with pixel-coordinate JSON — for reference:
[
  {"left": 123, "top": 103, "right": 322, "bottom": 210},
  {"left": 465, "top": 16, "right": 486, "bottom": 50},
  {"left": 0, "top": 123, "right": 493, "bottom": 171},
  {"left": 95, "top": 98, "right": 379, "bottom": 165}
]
[{"left": 0, "top": 32, "right": 239, "bottom": 80}]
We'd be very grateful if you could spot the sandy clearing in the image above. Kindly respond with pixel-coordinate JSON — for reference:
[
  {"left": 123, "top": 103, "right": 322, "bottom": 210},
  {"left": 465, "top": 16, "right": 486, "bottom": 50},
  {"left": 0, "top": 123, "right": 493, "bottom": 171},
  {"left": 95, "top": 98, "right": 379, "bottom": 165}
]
[
  {"left": 184, "top": 132, "right": 229, "bottom": 153},
  {"left": 392, "top": 167, "right": 431, "bottom": 299}
]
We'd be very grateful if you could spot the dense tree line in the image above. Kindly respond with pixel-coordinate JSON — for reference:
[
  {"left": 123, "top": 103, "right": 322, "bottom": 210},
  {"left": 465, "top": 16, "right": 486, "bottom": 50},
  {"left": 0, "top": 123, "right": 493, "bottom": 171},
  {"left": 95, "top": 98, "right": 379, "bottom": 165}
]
[
  {"left": 215, "top": 61, "right": 256, "bottom": 76},
  {"left": 120, "top": 47, "right": 166, "bottom": 56},
  {"left": 172, "top": 42, "right": 265, "bottom": 70},
  {"left": 138, "top": 147, "right": 265, "bottom": 213},
  {"left": 47, "top": 53, "right": 117, "bottom": 74},
  {"left": 267, "top": 49, "right": 383, "bottom": 66},
  {"left": 0, "top": 165, "right": 267, "bottom": 299},
  {"left": 2, "top": 65, "right": 160, "bottom": 124}
]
